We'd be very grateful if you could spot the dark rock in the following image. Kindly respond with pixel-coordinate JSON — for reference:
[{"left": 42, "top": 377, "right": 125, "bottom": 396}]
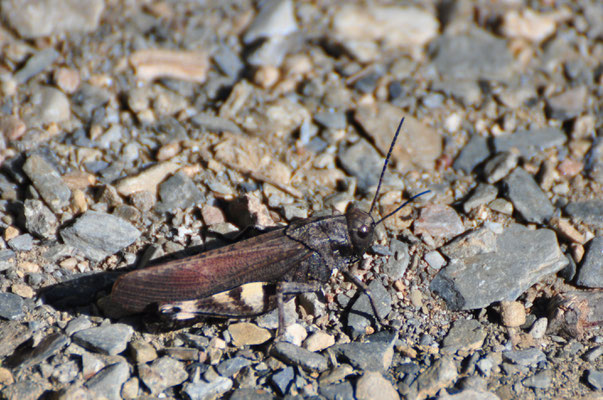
[
  {"left": 494, "top": 127, "right": 567, "bottom": 158},
  {"left": 60, "top": 211, "right": 140, "bottom": 262},
  {"left": 86, "top": 362, "right": 130, "bottom": 400},
  {"left": 575, "top": 237, "right": 603, "bottom": 288},
  {"left": 216, "top": 357, "right": 252, "bottom": 378},
  {"left": 503, "top": 168, "right": 555, "bottom": 224},
  {"left": 73, "top": 323, "right": 133, "bottom": 355},
  {"left": 347, "top": 279, "right": 392, "bottom": 338},
  {"left": 22, "top": 153, "right": 71, "bottom": 213},
  {"left": 0, "top": 249, "right": 16, "bottom": 272},
  {"left": 23, "top": 199, "right": 58, "bottom": 239},
  {"left": 270, "top": 367, "right": 294, "bottom": 396},
  {"left": 453, "top": 135, "right": 490, "bottom": 174},
  {"left": 6, "top": 332, "right": 68, "bottom": 369},
  {"left": 565, "top": 200, "right": 603, "bottom": 228},
  {"left": 432, "top": 29, "right": 514, "bottom": 81},
  {"left": 182, "top": 375, "right": 233, "bottom": 400},
  {"left": 271, "top": 342, "right": 328, "bottom": 372},
  {"left": 319, "top": 381, "right": 355, "bottom": 400},
  {"left": 0, "top": 321, "right": 32, "bottom": 357},
  {"left": 7, "top": 234, "right": 34, "bottom": 252},
  {"left": 156, "top": 172, "right": 204, "bottom": 212},
  {"left": 331, "top": 331, "right": 396, "bottom": 372},
  {"left": 338, "top": 139, "right": 383, "bottom": 193},
  {"left": 139, "top": 356, "right": 189, "bottom": 395},
  {"left": 0, "top": 293, "right": 24, "bottom": 320},
  {"left": 229, "top": 388, "right": 275, "bottom": 400},
  {"left": 431, "top": 224, "right": 567, "bottom": 310}
]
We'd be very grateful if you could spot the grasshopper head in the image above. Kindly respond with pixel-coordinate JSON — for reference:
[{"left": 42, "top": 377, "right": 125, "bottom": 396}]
[{"left": 345, "top": 204, "right": 375, "bottom": 256}]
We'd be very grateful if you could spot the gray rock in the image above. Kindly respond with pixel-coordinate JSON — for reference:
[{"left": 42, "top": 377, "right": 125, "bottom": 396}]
[
  {"left": 23, "top": 199, "right": 58, "bottom": 239},
  {"left": 583, "top": 346, "right": 603, "bottom": 363},
  {"left": 442, "top": 319, "right": 486, "bottom": 353},
  {"left": 213, "top": 46, "right": 244, "bottom": 79},
  {"left": 14, "top": 48, "right": 59, "bottom": 84},
  {"left": 483, "top": 152, "right": 518, "bottom": 184},
  {"left": 8, "top": 332, "right": 68, "bottom": 368},
  {"left": 191, "top": 378, "right": 233, "bottom": 399},
  {"left": 432, "top": 29, "right": 514, "bottom": 81},
  {"left": 139, "top": 356, "right": 189, "bottom": 395},
  {"left": 0, "top": 249, "right": 16, "bottom": 272},
  {"left": 565, "top": 200, "right": 603, "bottom": 228},
  {"left": 314, "top": 110, "right": 347, "bottom": 130},
  {"left": 0, "top": 293, "right": 24, "bottom": 320},
  {"left": 523, "top": 370, "right": 552, "bottom": 389},
  {"left": 453, "top": 135, "right": 490, "bottom": 174},
  {"left": 414, "top": 204, "right": 465, "bottom": 241},
  {"left": 546, "top": 86, "right": 588, "bottom": 120},
  {"left": 1, "top": 0, "right": 104, "bottom": 38},
  {"left": 270, "top": 367, "right": 294, "bottom": 396},
  {"left": 0, "top": 379, "right": 48, "bottom": 400},
  {"left": 424, "top": 251, "right": 446, "bottom": 270},
  {"left": 73, "top": 323, "right": 133, "bottom": 355},
  {"left": 586, "top": 369, "right": 603, "bottom": 390},
  {"left": 585, "top": 138, "right": 603, "bottom": 184},
  {"left": 61, "top": 211, "right": 140, "bottom": 262},
  {"left": 243, "top": 0, "right": 297, "bottom": 44},
  {"left": 216, "top": 357, "right": 252, "bottom": 378},
  {"left": 463, "top": 184, "right": 498, "bottom": 213},
  {"left": 319, "top": 381, "right": 355, "bottom": 400},
  {"left": 494, "top": 127, "right": 567, "bottom": 158},
  {"left": 0, "top": 321, "right": 32, "bottom": 358},
  {"left": 331, "top": 331, "right": 396, "bottom": 372},
  {"left": 432, "top": 79, "right": 482, "bottom": 106},
  {"left": 575, "top": 237, "right": 603, "bottom": 288},
  {"left": 22, "top": 153, "right": 71, "bottom": 212},
  {"left": 191, "top": 113, "right": 242, "bottom": 134},
  {"left": 411, "top": 356, "right": 458, "bottom": 399},
  {"left": 229, "top": 388, "right": 274, "bottom": 400},
  {"left": 338, "top": 139, "right": 383, "bottom": 193},
  {"left": 86, "top": 361, "right": 130, "bottom": 400},
  {"left": 8, "top": 234, "right": 34, "bottom": 252},
  {"left": 431, "top": 224, "right": 567, "bottom": 310},
  {"left": 503, "top": 168, "right": 555, "bottom": 224},
  {"left": 347, "top": 279, "right": 392, "bottom": 338},
  {"left": 64, "top": 316, "right": 92, "bottom": 336},
  {"left": 384, "top": 240, "right": 410, "bottom": 280},
  {"left": 503, "top": 348, "right": 546, "bottom": 366},
  {"left": 26, "top": 86, "right": 71, "bottom": 126},
  {"left": 270, "top": 342, "right": 328, "bottom": 372},
  {"left": 156, "top": 172, "right": 204, "bottom": 212}
]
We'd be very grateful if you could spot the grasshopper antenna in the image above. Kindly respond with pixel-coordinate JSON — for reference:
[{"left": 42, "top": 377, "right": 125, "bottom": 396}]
[
  {"left": 375, "top": 190, "right": 431, "bottom": 226},
  {"left": 368, "top": 117, "right": 404, "bottom": 216}
]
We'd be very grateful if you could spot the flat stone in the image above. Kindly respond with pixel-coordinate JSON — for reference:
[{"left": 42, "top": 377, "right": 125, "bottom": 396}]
[
  {"left": 331, "top": 331, "right": 396, "bottom": 372},
  {"left": 575, "top": 237, "right": 603, "bottom": 288},
  {"left": 115, "top": 161, "right": 180, "bottom": 196},
  {"left": 27, "top": 86, "right": 71, "bottom": 126},
  {"left": 431, "top": 224, "right": 567, "bottom": 310},
  {"left": 86, "top": 362, "right": 130, "bottom": 400},
  {"left": 14, "top": 48, "right": 59, "bottom": 84},
  {"left": 586, "top": 369, "right": 603, "bottom": 391},
  {"left": 7, "top": 234, "right": 34, "bottom": 252},
  {"left": 565, "top": 200, "right": 603, "bottom": 228},
  {"left": 414, "top": 204, "right": 465, "bottom": 240},
  {"left": 502, "top": 348, "right": 546, "bottom": 366},
  {"left": 183, "top": 375, "right": 233, "bottom": 400},
  {"left": 156, "top": 172, "right": 204, "bottom": 212},
  {"left": 503, "top": 168, "right": 555, "bottom": 224},
  {"left": 6, "top": 333, "right": 68, "bottom": 368},
  {"left": 356, "top": 371, "right": 400, "bottom": 400},
  {"left": 440, "top": 389, "right": 500, "bottom": 400},
  {"left": 453, "top": 135, "right": 490, "bottom": 174},
  {"left": 547, "top": 86, "right": 588, "bottom": 120},
  {"left": 23, "top": 199, "right": 58, "bottom": 239},
  {"left": 0, "top": 379, "right": 48, "bottom": 400},
  {"left": 73, "top": 324, "right": 133, "bottom": 355},
  {"left": 314, "top": 110, "right": 347, "bottom": 130},
  {"left": 523, "top": 370, "right": 552, "bottom": 389},
  {"left": 338, "top": 139, "right": 384, "bottom": 193},
  {"left": 463, "top": 184, "right": 498, "bottom": 213},
  {"left": 228, "top": 322, "right": 272, "bottom": 347},
  {"left": 0, "top": 293, "right": 24, "bottom": 320},
  {"left": 229, "top": 388, "right": 274, "bottom": 400},
  {"left": 1, "top": 0, "right": 104, "bottom": 38},
  {"left": 319, "top": 381, "right": 355, "bottom": 400},
  {"left": 23, "top": 153, "right": 71, "bottom": 213},
  {"left": 64, "top": 316, "right": 92, "bottom": 336},
  {"left": 0, "top": 321, "right": 32, "bottom": 358},
  {"left": 271, "top": 341, "right": 328, "bottom": 372},
  {"left": 411, "top": 356, "right": 458, "bottom": 399},
  {"left": 129, "top": 340, "right": 158, "bottom": 364},
  {"left": 494, "top": 127, "right": 567, "bottom": 158},
  {"left": 347, "top": 279, "right": 392, "bottom": 338},
  {"left": 60, "top": 211, "right": 140, "bottom": 262},
  {"left": 442, "top": 319, "right": 486, "bottom": 353},
  {"left": 243, "top": 0, "right": 297, "bottom": 44},
  {"left": 138, "top": 356, "right": 188, "bottom": 395},
  {"left": 191, "top": 113, "right": 242, "bottom": 134},
  {"left": 216, "top": 357, "right": 252, "bottom": 378},
  {"left": 383, "top": 239, "right": 410, "bottom": 281},
  {"left": 270, "top": 366, "right": 294, "bottom": 396},
  {"left": 432, "top": 29, "right": 514, "bottom": 81},
  {"left": 484, "top": 152, "right": 519, "bottom": 184},
  {"left": 303, "top": 331, "right": 335, "bottom": 352}
]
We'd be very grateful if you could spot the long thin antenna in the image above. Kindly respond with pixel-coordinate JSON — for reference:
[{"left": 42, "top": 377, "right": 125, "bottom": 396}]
[
  {"left": 368, "top": 117, "right": 405, "bottom": 215},
  {"left": 375, "top": 190, "right": 431, "bottom": 226}
]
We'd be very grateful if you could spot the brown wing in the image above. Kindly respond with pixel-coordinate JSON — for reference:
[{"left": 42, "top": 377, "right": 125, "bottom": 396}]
[{"left": 111, "top": 228, "right": 311, "bottom": 313}]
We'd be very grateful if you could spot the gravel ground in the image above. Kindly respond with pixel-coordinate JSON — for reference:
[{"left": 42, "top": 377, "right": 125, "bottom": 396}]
[{"left": 0, "top": 0, "right": 601, "bottom": 399}]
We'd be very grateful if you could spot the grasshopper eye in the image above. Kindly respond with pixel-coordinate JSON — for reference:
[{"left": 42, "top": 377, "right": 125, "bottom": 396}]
[{"left": 357, "top": 225, "right": 370, "bottom": 239}]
